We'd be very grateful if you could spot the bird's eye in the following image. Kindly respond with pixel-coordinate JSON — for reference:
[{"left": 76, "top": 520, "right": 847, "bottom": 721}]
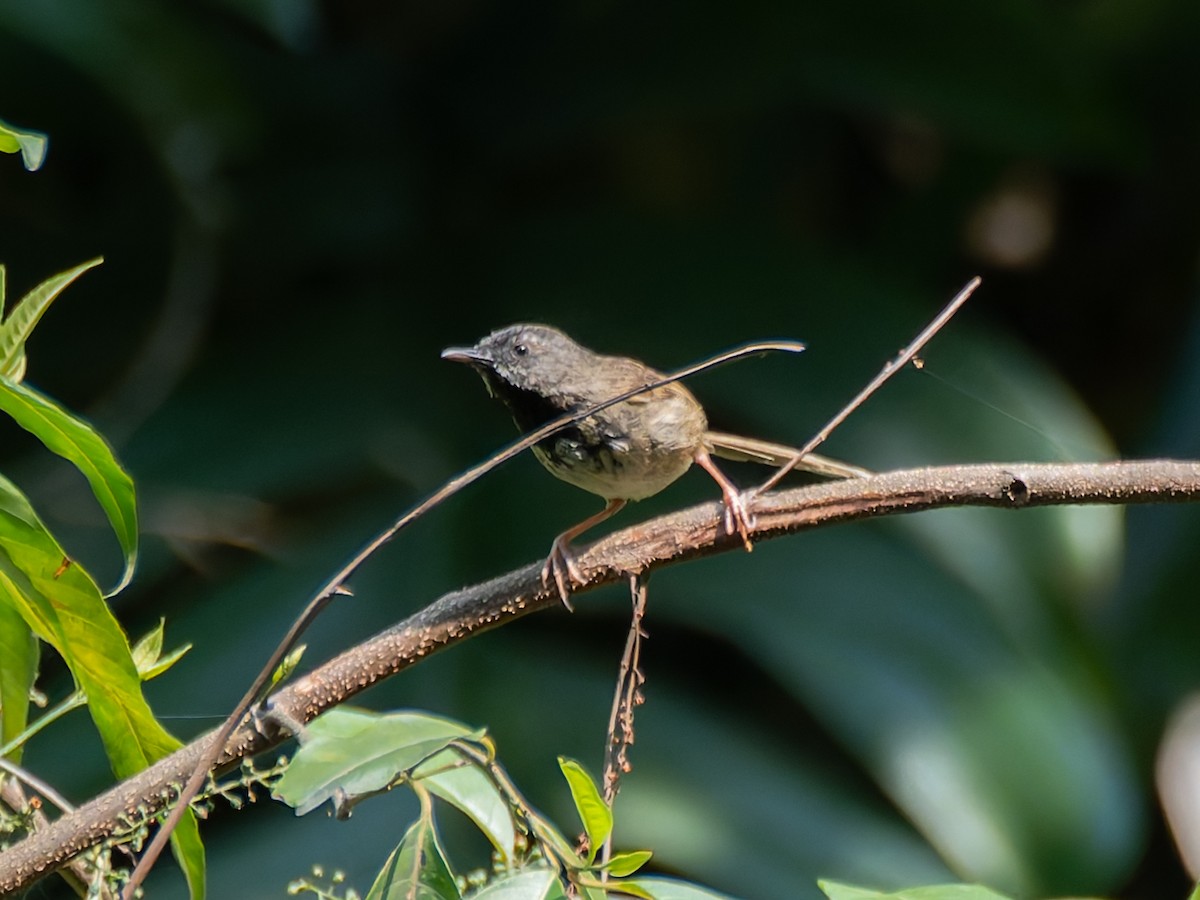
[{"left": 514, "top": 343, "right": 529, "bottom": 356}]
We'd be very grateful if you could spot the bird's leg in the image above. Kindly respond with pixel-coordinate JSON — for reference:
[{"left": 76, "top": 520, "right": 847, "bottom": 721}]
[
  {"left": 694, "top": 448, "right": 754, "bottom": 552},
  {"left": 544, "top": 498, "right": 628, "bottom": 610}
]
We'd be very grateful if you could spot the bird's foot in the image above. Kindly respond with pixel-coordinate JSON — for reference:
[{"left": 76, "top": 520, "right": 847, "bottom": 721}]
[
  {"left": 539, "top": 499, "right": 627, "bottom": 612},
  {"left": 542, "top": 537, "right": 582, "bottom": 612},
  {"left": 720, "top": 488, "right": 756, "bottom": 553},
  {"left": 695, "top": 448, "right": 755, "bottom": 552}
]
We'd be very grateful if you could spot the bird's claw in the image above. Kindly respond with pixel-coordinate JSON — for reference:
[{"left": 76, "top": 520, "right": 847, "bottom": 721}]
[
  {"left": 542, "top": 538, "right": 582, "bottom": 612},
  {"left": 721, "top": 489, "right": 755, "bottom": 553},
  {"left": 693, "top": 448, "right": 755, "bottom": 553}
]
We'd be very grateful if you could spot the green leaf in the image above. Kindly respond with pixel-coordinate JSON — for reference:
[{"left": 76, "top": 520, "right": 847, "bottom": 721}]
[
  {"left": 169, "top": 808, "right": 207, "bottom": 900},
  {"left": 0, "top": 258, "right": 102, "bottom": 380},
  {"left": 274, "top": 708, "right": 476, "bottom": 816},
  {"left": 600, "top": 884, "right": 652, "bottom": 900},
  {"left": 0, "top": 473, "right": 201, "bottom": 895},
  {"left": 619, "top": 877, "right": 737, "bottom": 900},
  {"left": 269, "top": 643, "right": 306, "bottom": 688},
  {"left": 558, "top": 757, "right": 611, "bottom": 865},
  {"left": 0, "top": 473, "right": 175, "bottom": 773},
  {"left": 818, "top": 885, "right": 886, "bottom": 900},
  {"left": 0, "top": 118, "right": 48, "bottom": 171},
  {"left": 0, "top": 598, "right": 37, "bottom": 761},
  {"left": 415, "top": 748, "right": 517, "bottom": 861},
  {"left": 130, "top": 619, "right": 164, "bottom": 672},
  {"left": 603, "top": 850, "right": 653, "bottom": 877},
  {"left": 467, "top": 869, "right": 564, "bottom": 899},
  {"left": 131, "top": 619, "right": 190, "bottom": 681},
  {"left": 0, "top": 377, "right": 137, "bottom": 595},
  {"left": 141, "top": 640, "right": 191, "bottom": 681},
  {"left": 365, "top": 812, "right": 461, "bottom": 900},
  {"left": 817, "top": 882, "right": 1014, "bottom": 900},
  {"left": 533, "top": 808, "right": 590, "bottom": 867}
]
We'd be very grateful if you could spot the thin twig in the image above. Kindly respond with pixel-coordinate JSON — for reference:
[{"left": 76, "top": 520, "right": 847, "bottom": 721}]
[
  {"left": 450, "top": 740, "right": 573, "bottom": 877},
  {"left": 0, "top": 757, "right": 75, "bottom": 815},
  {"left": 600, "top": 574, "right": 649, "bottom": 872},
  {"left": 755, "top": 276, "right": 981, "bottom": 496}
]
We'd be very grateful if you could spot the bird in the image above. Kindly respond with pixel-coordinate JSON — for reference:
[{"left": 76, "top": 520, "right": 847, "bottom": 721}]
[{"left": 442, "top": 324, "right": 868, "bottom": 607}]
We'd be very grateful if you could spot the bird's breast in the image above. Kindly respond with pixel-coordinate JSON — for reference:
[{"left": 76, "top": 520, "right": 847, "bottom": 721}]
[{"left": 532, "top": 386, "right": 707, "bottom": 501}]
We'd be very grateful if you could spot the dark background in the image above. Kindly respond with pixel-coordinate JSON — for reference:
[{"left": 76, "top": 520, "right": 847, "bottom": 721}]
[{"left": 3, "top": 2, "right": 1200, "bottom": 898}]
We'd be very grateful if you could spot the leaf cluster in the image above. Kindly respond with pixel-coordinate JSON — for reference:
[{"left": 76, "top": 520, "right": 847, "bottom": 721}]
[{"left": 0, "top": 260, "right": 200, "bottom": 896}]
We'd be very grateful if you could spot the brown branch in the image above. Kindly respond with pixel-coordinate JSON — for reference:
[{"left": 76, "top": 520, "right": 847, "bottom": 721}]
[{"left": 2, "top": 458, "right": 1198, "bottom": 893}]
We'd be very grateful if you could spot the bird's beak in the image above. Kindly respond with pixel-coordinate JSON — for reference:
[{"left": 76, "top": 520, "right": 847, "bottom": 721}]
[
  {"left": 441, "top": 345, "right": 491, "bottom": 366},
  {"left": 443, "top": 343, "right": 500, "bottom": 400}
]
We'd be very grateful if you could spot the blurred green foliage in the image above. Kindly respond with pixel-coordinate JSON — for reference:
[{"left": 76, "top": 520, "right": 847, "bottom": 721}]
[
  {"left": 2, "top": 1, "right": 1200, "bottom": 898},
  {"left": 0, "top": 118, "right": 46, "bottom": 171}
]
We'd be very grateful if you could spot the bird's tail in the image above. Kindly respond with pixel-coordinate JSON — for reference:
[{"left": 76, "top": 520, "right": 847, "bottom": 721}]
[{"left": 705, "top": 430, "right": 871, "bottom": 479}]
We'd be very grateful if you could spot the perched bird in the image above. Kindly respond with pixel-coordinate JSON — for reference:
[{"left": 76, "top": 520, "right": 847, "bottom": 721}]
[{"left": 442, "top": 324, "right": 867, "bottom": 606}]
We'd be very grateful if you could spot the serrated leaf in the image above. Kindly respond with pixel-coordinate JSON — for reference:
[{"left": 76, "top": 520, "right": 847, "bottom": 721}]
[
  {"left": 0, "top": 118, "right": 48, "bottom": 171},
  {"left": 558, "top": 757, "right": 611, "bottom": 865},
  {"left": 274, "top": 708, "right": 476, "bottom": 816},
  {"left": 0, "top": 377, "right": 137, "bottom": 595},
  {"left": 603, "top": 850, "right": 652, "bottom": 877},
  {"left": 365, "top": 811, "right": 461, "bottom": 900},
  {"left": 0, "top": 258, "right": 101, "bottom": 377},
  {"left": 0, "top": 598, "right": 37, "bottom": 761}
]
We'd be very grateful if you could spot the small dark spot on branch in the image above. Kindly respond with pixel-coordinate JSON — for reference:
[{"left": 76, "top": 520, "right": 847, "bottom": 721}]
[{"left": 1004, "top": 475, "right": 1030, "bottom": 505}]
